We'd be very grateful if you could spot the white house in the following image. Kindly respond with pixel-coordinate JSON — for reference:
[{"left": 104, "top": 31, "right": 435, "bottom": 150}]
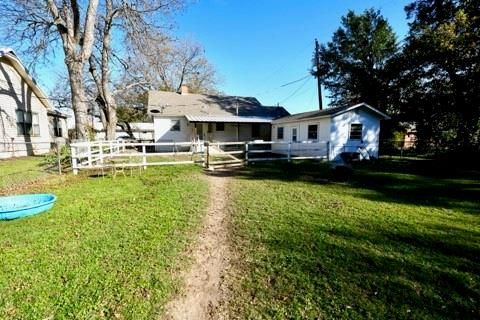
[
  {"left": 147, "top": 86, "right": 289, "bottom": 144},
  {"left": 271, "top": 103, "right": 390, "bottom": 160},
  {"left": 0, "top": 48, "right": 68, "bottom": 159}
]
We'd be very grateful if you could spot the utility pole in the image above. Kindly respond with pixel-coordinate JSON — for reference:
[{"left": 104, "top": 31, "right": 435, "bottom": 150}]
[{"left": 314, "top": 39, "right": 323, "bottom": 110}]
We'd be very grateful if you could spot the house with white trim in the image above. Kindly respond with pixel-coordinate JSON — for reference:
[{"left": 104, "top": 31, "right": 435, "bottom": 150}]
[
  {"left": 271, "top": 103, "right": 390, "bottom": 160},
  {"left": 147, "top": 86, "right": 289, "bottom": 143},
  {"left": 0, "top": 48, "right": 68, "bottom": 159}
]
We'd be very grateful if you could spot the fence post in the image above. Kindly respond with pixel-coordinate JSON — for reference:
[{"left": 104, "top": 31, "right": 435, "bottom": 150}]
[
  {"left": 245, "top": 142, "right": 249, "bottom": 164},
  {"left": 99, "top": 141, "right": 104, "bottom": 164},
  {"left": 326, "top": 141, "right": 330, "bottom": 161},
  {"left": 142, "top": 144, "right": 147, "bottom": 170},
  {"left": 71, "top": 144, "right": 78, "bottom": 175},
  {"left": 205, "top": 141, "right": 210, "bottom": 168},
  {"left": 200, "top": 142, "right": 205, "bottom": 167},
  {"left": 288, "top": 142, "right": 292, "bottom": 162},
  {"left": 87, "top": 143, "right": 92, "bottom": 167},
  {"left": 56, "top": 142, "right": 62, "bottom": 175},
  {"left": 11, "top": 137, "right": 15, "bottom": 157}
]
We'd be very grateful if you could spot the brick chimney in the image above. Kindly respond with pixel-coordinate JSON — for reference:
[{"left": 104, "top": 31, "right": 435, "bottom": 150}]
[{"left": 179, "top": 85, "right": 189, "bottom": 95}]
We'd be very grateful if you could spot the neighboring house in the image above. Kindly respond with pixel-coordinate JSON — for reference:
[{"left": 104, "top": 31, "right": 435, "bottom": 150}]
[
  {"left": 0, "top": 48, "right": 68, "bottom": 159},
  {"left": 147, "top": 86, "right": 289, "bottom": 144},
  {"left": 116, "top": 122, "right": 154, "bottom": 141},
  {"left": 271, "top": 103, "right": 390, "bottom": 160},
  {"left": 90, "top": 118, "right": 154, "bottom": 141}
]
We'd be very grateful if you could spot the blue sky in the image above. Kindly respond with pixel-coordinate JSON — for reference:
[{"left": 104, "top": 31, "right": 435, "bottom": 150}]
[
  {"left": 174, "top": 0, "right": 412, "bottom": 113},
  {"left": 35, "top": 0, "right": 412, "bottom": 114}
]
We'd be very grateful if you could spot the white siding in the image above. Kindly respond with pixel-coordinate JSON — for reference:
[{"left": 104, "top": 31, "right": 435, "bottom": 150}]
[
  {"left": 153, "top": 116, "right": 271, "bottom": 143},
  {"left": 329, "top": 108, "right": 381, "bottom": 159},
  {"left": 0, "top": 59, "right": 51, "bottom": 158},
  {"left": 272, "top": 118, "right": 331, "bottom": 142}
]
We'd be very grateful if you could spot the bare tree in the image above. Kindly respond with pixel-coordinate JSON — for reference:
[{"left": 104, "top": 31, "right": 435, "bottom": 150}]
[
  {"left": 124, "top": 37, "right": 219, "bottom": 94},
  {"left": 0, "top": 0, "right": 99, "bottom": 139},
  {"left": 87, "top": 0, "right": 184, "bottom": 139},
  {"left": 0, "top": 0, "right": 183, "bottom": 140}
]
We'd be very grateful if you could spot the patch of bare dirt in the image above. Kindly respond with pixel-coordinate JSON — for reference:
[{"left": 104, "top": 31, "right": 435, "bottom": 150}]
[{"left": 164, "top": 172, "right": 231, "bottom": 320}]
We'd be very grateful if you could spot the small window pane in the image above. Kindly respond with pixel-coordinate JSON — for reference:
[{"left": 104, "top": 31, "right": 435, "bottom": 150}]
[
  {"left": 308, "top": 124, "right": 318, "bottom": 140},
  {"left": 24, "top": 112, "right": 32, "bottom": 124},
  {"left": 277, "top": 127, "right": 284, "bottom": 139},
  {"left": 216, "top": 123, "right": 224, "bottom": 131},
  {"left": 16, "top": 110, "right": 24, "bottom": 122},
  {"left": 17, "top": 123, "right": 25, "bottom": 135},
  {"left": 170, "top": 120, "right": 181, "bottom": 131},
  {"left": 292, "top": 128, "right": 297, "bottom": 142},
  {"left": 32, "top": 113, "right": 39, "bottom": 125},
  {"left": 33, "top": 124, "right": 40, "bottom": 136},
  {"left": 350, "top": 124, "right": 363, "bottom": 140}
]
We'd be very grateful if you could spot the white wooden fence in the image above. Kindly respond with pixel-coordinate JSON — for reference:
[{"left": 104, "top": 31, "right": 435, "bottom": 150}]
[
  {"left": 70, "top": 140, "right": 340, "bottom": 174},
  {"left": 70, "top": 140, "right": 204, "bottom": 175}
]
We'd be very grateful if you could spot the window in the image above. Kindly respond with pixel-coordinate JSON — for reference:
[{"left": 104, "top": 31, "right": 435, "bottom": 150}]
[
  {"left": 308, "top": 124, "right": 318, "bottom": 140},
  {"left": 170, "top": 120, "right": 181, "bottom": 131},
  {"left": 53, "top": 117, "right": 62, "bottom": 137},
  {"left": 208, "top": 123, "right": 213, "bottom": 133},
  {"left": 252, "top": 124, "right": 261, "bottom": 138},
  {"left": 16, "top": 110, "right": 40, "bottom": 136},
  {"left": 216, "top": 122, "right": 224, "bottom": 131},
  {"left": 349, "top": 124, "right": 363, "bottom": 140},
  {"left": 277, "top": 127, "right": 284, "bottom": 140},
  {"left": 292, "top": 128, "right": 298, "bottom": 142}
]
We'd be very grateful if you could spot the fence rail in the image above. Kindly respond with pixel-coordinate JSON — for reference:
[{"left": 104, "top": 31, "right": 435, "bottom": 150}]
[
  {"left": 70, "top": 140, "right": 204, "bottom": 175},
  {"left": 70, "top": 140, "right": 335, "bottom": 174}
]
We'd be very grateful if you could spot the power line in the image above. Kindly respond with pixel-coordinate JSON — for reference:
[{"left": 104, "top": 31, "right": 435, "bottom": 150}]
[
  {"left": 279, "top": 77, "right": 311, "bottom": 104},
  {"left": 280, "top": 75, "right": 311, "bottom": 87}
]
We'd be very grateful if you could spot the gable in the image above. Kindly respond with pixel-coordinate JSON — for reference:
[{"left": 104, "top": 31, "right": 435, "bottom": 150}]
[{"left": 0, "top": 50, "right": 52, "bottom": 110}]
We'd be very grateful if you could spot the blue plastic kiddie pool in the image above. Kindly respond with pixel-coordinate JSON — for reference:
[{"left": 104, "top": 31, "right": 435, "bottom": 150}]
[{"left": 0, "top": 194, "right": 57, "bottom": 220}]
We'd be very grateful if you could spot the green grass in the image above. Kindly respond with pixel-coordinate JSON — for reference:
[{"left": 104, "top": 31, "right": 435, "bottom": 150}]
[
  {"left": 0, "top": 166, "right": 208, "bottom": 319},
  {"left": 0, "top": 156, "right": 52, "bottom": 190},
  {"left": 227, "top": 159, "right": 480, "bottom": 319}
]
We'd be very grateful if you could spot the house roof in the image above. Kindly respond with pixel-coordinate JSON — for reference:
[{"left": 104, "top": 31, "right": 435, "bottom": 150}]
[
  {"left": 0, "top": 47, "right": 53, "bottom": 110},
  {"left": 272, "top": 103, "right": 390, "bottom": 124},
  {"left": 148, "top": 91, "right": 289, "bottom": 121},
  {"left": 185, "top": 115, "right": 273, "bottom": 123}
]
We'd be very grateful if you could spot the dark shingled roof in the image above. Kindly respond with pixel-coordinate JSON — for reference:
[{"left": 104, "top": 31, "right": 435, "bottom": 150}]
[
  {"left": 273, "top": 103, "right": 390, "bottom": 123},
  {"left": 148, "top": 91, "right": 290, "bottom": 119}
]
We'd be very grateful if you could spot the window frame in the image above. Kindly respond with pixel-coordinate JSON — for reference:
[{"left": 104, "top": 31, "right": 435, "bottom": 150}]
[
  {"left": 349, "top": 123, "right": 363, "bottom": 140},
  {"left": 277, "top": 127, "right": 284, "bottom": 140},
  {"left": 170, "top": 119, "right": 181, "bottom": 132},
  {"left": 291, "top": 127, "right": 298, "bottom": 142},
  {"left": 307, "top": 124, "right": 318, "bottom": 140},
  {"left": 53, "top": 117, "right": 63, "bottom": 137},
  {"left": 16, "top": 109, "right": 40, "bottom": 137}
]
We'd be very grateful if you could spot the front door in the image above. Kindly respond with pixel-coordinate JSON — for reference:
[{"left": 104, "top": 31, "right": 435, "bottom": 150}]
[
  {"left": 196, "top": 123, "right": 203, "bottom": 141},
  {"left": 291, "top": 127, "right": 298, "bottom": 142}
]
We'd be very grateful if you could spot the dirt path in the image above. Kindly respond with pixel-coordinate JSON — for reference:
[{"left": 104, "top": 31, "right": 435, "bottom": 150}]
[{"left": 164, "top": 173, "right": 231, "bottom": 320}]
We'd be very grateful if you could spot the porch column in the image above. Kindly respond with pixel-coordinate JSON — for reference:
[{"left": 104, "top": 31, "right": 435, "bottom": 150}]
[{"left": 236, "top": 123, "right": 239, "bottom": 141}]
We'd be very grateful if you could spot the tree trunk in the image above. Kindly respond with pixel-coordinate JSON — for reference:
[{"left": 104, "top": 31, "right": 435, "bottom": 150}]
[{"left": 67, "top": 63, "right": 90, "bottom": 139}]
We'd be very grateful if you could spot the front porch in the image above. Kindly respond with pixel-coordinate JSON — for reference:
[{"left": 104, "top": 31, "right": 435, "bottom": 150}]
[{"left": 190, "top": 121, "right": 271, "bottom": 142}]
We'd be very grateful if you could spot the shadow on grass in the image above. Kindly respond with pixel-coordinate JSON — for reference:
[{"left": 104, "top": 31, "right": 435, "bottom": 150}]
[
  {"left": 227, "top": 159, "right": 480, "bottom": 214},
  {"left": 240, "top": 213, "right": 480, "bottom": 319}
]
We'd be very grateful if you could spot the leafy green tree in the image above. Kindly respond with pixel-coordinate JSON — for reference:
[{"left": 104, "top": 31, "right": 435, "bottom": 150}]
[
  {"left": 313, "top": 9, "right": 398, "bottom": 112},
  {"left": 400, "top": 0, "right": 480, "bottom": 151}
]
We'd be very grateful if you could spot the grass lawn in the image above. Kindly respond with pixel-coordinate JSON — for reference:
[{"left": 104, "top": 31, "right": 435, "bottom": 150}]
[
  {"left": 0, "top": 156, "right": 52, "bottom": 190},
  {"left": 0, "top": 165, "right": 208, "bottom": 319},
  {"left": 227, "top": 159, "right": 480, "bottom": 319}
]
